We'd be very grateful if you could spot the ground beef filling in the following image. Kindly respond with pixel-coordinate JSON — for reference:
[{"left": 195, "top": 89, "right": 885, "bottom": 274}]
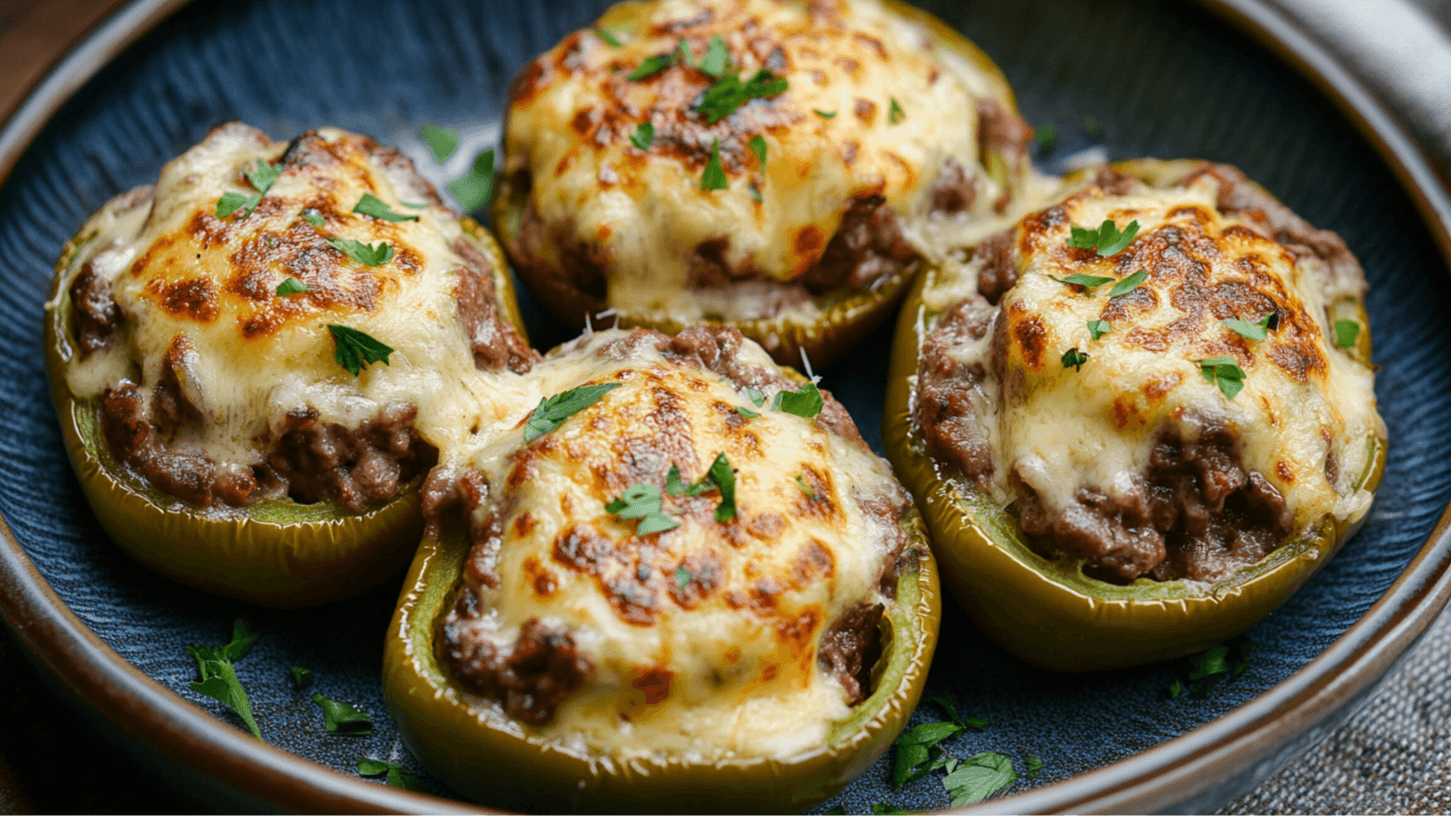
[
  {"left": 817, "top": 602, "right": 885, "bottom": 706},
  {"left": 99, "top": 384, "right": 436, "bottom": 512},
  {"left": 915, "top": 298, "right": 998, "bottom": 490},
  {"left": 438, "top": 598, "right": 593, "bottom": 726},
  {"left": 450, "top": 236, "right": 540, "bottom": 374},
  {"left": 1015, "top": 423, "right": 1294, "bottom": 584}
]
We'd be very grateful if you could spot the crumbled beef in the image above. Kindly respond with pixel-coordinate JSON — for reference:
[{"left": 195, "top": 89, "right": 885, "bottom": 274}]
[
  {"left": 68, "top": 261, "right": 122, "bottom": 356},
  {"left": 928, "top": 157, "right": 977, "bottom": 214},
  {"left": 976, "top": 98, "right": 1033, "bottom": 176},
  {"left": 800, "top": 195, "right": 919, "bottom": 294},
  {"left": 265, "top": 404, "right": 438, "bottom": 513},
  {"left": 817, "top": 602, "right": 885, "bottom": 705},
  {"left": 973, "top": 228, "right": 1019, "bottom": 305},
  {"left": 1093, "top": 165, "right": 1140, "bottom": 196},
  {"left": 439, "top": 604, "right": 593, "bottom": 725},
  {"left": 450, "top": 237, "right": 539, "bottom": 374},
  {"left": 1015, "top": 422, "right": 1295, "bottom": 583},
  {"left": 914, "top": 298, "right": 998, "bottom": 490}
]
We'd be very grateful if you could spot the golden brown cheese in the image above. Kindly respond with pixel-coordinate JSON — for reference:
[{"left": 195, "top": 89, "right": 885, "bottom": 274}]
[
  {"left": 920, "top": 163, "right": 1383, "bottom": 566},
  {"left": 500, "top": 0, "right": 1027, "bottom": 323},
  {"left": 49, "top": 124, "right": 527, "bottom": 487},
  {"left": 434, "top": 328, "right": 911, "bottom": 759}
]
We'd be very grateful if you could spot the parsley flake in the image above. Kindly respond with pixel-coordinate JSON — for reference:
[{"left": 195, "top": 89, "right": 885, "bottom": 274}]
[
  {"left": 358, "top": 759, "right": 424, "bottom": 790},
  {"left": 944, "top": 751, "right": 1017, "bottom": 806},
  {"left": 1334, "top": 319, "right": 1360, "bottom": 348},
  {"left": 1169, "top": 678, "right": 1184, "bottom": 699},
  {"left": 814, "top": 109, "right": 837, "bottom": 119},
  {"left": 748, "top": 134, "right": 767, "bottom": 170},
  {"left": 289, "top": 666, "right": 314, "bottom": 690},
  {"left": 699, "top": 35, "right": 731, "bottom": 77},
  {"left": 216, "top": 191, "right": 261, "bottom": 219},
  {"left": 629, "top": 52, "right": 675, "bottom": 81},
  {"left": 1082, "top": 116, "right": 1105, "bottom": 139},
  {"left": 666, "top": 463, "right": 711, "bottom": 497},
  {"left": 630, "top": 121, "right": 655, "bottom": 151},
  {"left": 736, "top": 406, "right": 759, "bottom": 418},
  {"left": 1197, "top": 356, "right": 1246, "bottom": 399},
  {"left": 1049, "top": 272, "right": 1114, "bottom": 290},
  {"left": 606, "top": 484, "right": 680, "bottom": 535},
  {"left": 594, "top": 28, "right": 622, "bottom": 47},
  {"left": 749, "top": 182, "right": 762, "bottom": 202},
  {"left": 420, "top": 124, "right": 460, "bottom": 164},
  {"left": 674, "top": 565, "right": 691, "bottom": 591},
  {"left": 1087, "top": 319, "right": 1111, "bottom": 340},
  {"left": 325, "top": 237, "right": 394, "bottom": 266},
  {"left": 1035, "top": 123, "right": 1057, "bottom": 152},
  {"left": 1068, "top": 219, "right": 1140, "bottom": 257},
  {"left": 327, "top": 325, "right": 394, "bottom": 376},
  {"left": 892, "top": 721, "right": 963, "bottom": 790},
  {"left": 352, "top": 193, "right": 419, "bottom": 223},
  {"left": 1062, "top": 347, "right": 1089, "bottom": 371},
  {"left": 889, "top": 97, "right": 905, "bottom": 124},
  {"left": 313, "top": 693, "right": 372, "bottom": 734},
  {"left": 524, "top": 383, "right": 622, "bottom": 441},
  {"left": 708, "top": 453, "right": 736, "bottom": 521},
  {"left": 1026, "top": 756, "right": 1044, "bottom": 779},
  {"left": 1171, "top": 637, "right": 1256, "bottom": 697},
  {"left": 1223, "top": 312, "right": 1275, "bottom": 341},
  {"left": 697, "top": 69, "right": 787, "bottom": 123},
  {"left": 276, "top": 277, "right": 310, "bottom": 296},
  {"left": 701, "top": 139, "right": 728, "bottom": 191},
  {"left": 1108, "top": 268, "right": 1147, "bottom": 298},
  {"left": 772, "top": 381, "right": 824, "bottom": 419},
  {"left": 744, "top": 387, "right": 766, "bottom": 407},
  {"left": 186, "top": 619, "right": 262, "bottom": 739},
  {"left": 796, "top": 475, "right": 815, "bottom": 499},
  {"left": 447, "top": 148, "right": 496, "bottom": 212},
  {"left": 299, "top": 209, "right": 325, "bottom": 227},
  {"left": 244, "top": 160, "right": 281, "bottom": 194}
]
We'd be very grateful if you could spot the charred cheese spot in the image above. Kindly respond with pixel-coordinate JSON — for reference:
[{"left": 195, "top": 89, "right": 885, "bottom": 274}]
[
  {"left": 918, "top": 160, "right": 1383, "bottom": 583},
  {"left": 434, "top": 327, "right": 911, "bottom": 760}
]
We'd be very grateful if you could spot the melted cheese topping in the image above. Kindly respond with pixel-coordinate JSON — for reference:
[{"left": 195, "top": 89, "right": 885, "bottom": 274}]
[
  {"left": 921, "top": 169, "right": 1383, "bottom": 538},
  {"left": 440, "top": 329, "right": 909, "bottom": 760},
  {"left": 502, "top": 0, "right": 1022, "bottom": 321},
  {"left": 49, "top": 124, "right": 523, "bottom": 481}
]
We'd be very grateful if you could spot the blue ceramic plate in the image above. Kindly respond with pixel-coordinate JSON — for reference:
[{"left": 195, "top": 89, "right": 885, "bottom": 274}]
[{"left": 2, "top": 0, "right": 1450, "bottom": 812}]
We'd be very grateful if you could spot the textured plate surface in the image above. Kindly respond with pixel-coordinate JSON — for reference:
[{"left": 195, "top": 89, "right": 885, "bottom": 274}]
[{"left": 1, "top": 0, "right": 1449, "bottom": 812}]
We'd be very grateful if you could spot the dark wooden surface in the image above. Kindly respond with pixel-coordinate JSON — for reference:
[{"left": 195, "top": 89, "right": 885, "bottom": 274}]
[{"left": 2, "top": 1, "right": 1450, "bottom": 814}]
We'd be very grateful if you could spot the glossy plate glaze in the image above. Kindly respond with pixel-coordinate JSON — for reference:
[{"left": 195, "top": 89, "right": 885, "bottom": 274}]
[{"left": 2, "top": 0, "right": 1450, "bottom": 813}]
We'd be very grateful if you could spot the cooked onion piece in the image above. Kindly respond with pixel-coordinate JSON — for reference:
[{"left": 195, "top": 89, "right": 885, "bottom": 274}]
[{"left": 493, "top": 0, "right": 1033, "bottom": 364}]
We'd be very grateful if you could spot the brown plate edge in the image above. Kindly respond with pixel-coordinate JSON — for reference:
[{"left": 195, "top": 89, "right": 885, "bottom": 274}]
[{"left": 0, "top": 0, "right": 1448, "bottom": 814}]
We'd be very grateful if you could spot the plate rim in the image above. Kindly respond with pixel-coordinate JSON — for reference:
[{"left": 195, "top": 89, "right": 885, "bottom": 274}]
[{"left": 1, "top": 0, "right": 1449, "bottom": 812}]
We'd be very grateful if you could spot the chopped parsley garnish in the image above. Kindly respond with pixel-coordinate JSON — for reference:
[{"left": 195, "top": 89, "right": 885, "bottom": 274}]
[
  {"left": 358, "top": 759, "right": 423, "bottom": 790},
  {"left": 735, "top": 406, "right": 759, "bottom": 418},
  {"left": 1334, "top": 319, "right": 1360, "bottom": 348},
  {"left": 701, "top": 139, "right": 728, "bottom": 191},
  {"left": 447, "top": 148, "right": 496, "bottom": 212},
  {"left": 944, "top": 752, "right": 1017, "bottom": 806},
  {"left": 299, "top": 209, "right": 325, "bottom": 227},
  {"left": 244, "top": 159, "right": 281, "bottom": 194},
  {"left": 524, "top": 383, "right": 622, "bottom": 441},
  {"left": 698, "top": 35, "right": 730, "bottom": 77},
  {"left": 674, "top": 565, "right": 691, "bottom": 591},
  {"left": 697, "top": 69, "right": 787, "bottom": 123},
  {"left": 630, "top": 121, "right": 655, "bottom": 151},
  {"left": 1049, "top": 272, "right": 1114, "bottom": 290},
  {"left": 328, "top": 325, "right": 394, "bottom": 376},
  {"left": 1082, "top": 116, "right": 1105, "bottom": 140},
  {"left": 325, "top": 237, "right": 394, "bottom": 266},
  {"left": 871, "top": 805, "right": 917, "bottom": 815},
  {"left": 748, "top": 182, "right": 762, "bottom": 202},
  {"left": 892, "top": 721, "right": 964, "bottom": 790},
  {"left": 606, "top": 484, "right": 680, "bottom": 535},
  {"left": 677, "top": 37, "right": 697, "bottom": 68},
  {"left": 1223, "top": 312, "right": 1275, "bottom": 341},
  {"left": 772, "top": 381, "right": 824, "bottom": 419},
  {"left": 186, "top": 619, "right": 262, "bottom": 739},
  {"left": 313, "top": 693, "right": 372, "bottom": 734},
  {"left": 814, "top": 109, "right": 837, "bottom": 119},
  {"left": 666, "top": 463, "right": 712, "bottom": 497},
  {"left": 276, "top": 277, "right": 310, "bottom": 296},
  {"left": 932, "top": 693, "right": 989, "bottom": 731},
  {"left": 420, "top": 124, "right": 460, "bottom": 163},
  {"left": 594, "top": 27, "right": 622, "bottom": 47},
  {"left": 352, "top": 193, "right": 419, "bottom": 223},
  {"left": 796, "top": 475, "right": 815, "bottom": 499},
  {"left": 1034, "top": 123, "right": 1057, "bottom": 152},
  {"left": 400, "top": 201, "right": 429, "bottom": 209},
  {"left": 1068, "top": 219, "right": 1140, "bottom": 257},
  {"left": 629, "top": 52, "right": 675, "bottom": 81},
  {"left": 1026, "top": 756, "right": 1044, "bottom": 779},
  {"left": 1087, "top": 319, "right": 1111, "bottom": 340},
  {"left": 289, "top": 666, "right": 314, "bottom": 690},
  {"left": 708, "top": 453, "right": 736, "bottom": 521},
  {"left": 216, "top": 191, "right": 261, "bottom": 219},
  {"left": 1108, "top": 268, "right": 1147, "bottom": 298},
  {"left": 889, "top": 97, "right": 905, "bottom": 124},
  {"left": 1197, "top": 356, "right": 1246, "bottom": 399},
  {"left": 1170, "top": 637, "right": 1255, "bottom": 697},
  {"left": 748, "top": 134, "right": 767, "bottom": 170},
  {"left": 744, "top": 386, "right": 766, "bottom": 407},
  {"left": 1169, "top": 678, "right": 1184, "bottom": 699},
  {"left": 1062, "top": 347, "right": 1089, "bottom": 371}
]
